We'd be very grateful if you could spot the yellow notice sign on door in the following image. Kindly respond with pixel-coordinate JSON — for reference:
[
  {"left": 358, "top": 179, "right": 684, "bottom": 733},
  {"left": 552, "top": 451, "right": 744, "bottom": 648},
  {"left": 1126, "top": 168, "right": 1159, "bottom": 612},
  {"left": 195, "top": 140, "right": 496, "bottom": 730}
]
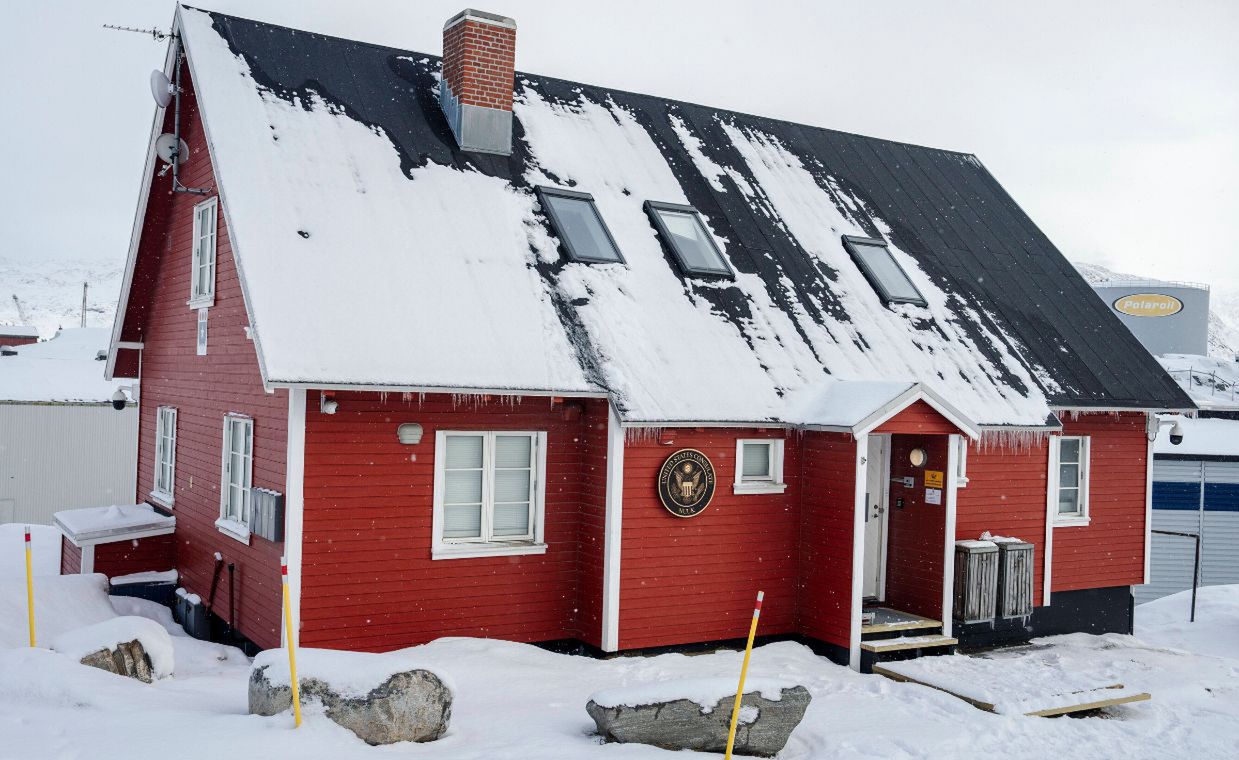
[{"left": 925, "top": 470, "right": 944, "bottom": 488}]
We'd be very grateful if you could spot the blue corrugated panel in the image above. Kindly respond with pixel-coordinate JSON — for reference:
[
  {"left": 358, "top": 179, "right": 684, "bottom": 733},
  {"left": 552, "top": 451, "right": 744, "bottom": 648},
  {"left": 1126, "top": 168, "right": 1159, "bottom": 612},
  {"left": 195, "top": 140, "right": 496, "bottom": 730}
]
[
  {"left": 1204, "top": 483, "right": 1239, "bottom": 512},
  {"left": 1153, "top": 481, "right": 1202, "bottom": 511}
]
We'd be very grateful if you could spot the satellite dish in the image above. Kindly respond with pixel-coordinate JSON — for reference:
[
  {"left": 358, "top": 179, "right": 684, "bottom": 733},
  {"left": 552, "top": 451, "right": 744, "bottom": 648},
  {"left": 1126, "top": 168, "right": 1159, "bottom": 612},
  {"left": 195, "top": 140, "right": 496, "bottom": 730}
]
[
  {"left": 150, "top": 70, "right": 173, "bottom": 108},
  {"left": 155, "top": 133, "right": 189, "bottom": 166}
]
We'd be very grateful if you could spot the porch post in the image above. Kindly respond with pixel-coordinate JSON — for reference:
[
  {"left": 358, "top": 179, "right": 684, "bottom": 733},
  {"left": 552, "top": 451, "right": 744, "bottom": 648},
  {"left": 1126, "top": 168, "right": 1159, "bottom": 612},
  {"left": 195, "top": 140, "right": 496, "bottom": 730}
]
[
  {"left": 282, "top": 388, "right": 307, "bottom": 648},
  {"left": 848, "top": 434, "right": 868, "bottom": 671},
  {"left": 942, "top": 434, "right": 961, "bottom": 639},
  {"left": 600, "top": 404, "right": 625, "bottom": 652}
]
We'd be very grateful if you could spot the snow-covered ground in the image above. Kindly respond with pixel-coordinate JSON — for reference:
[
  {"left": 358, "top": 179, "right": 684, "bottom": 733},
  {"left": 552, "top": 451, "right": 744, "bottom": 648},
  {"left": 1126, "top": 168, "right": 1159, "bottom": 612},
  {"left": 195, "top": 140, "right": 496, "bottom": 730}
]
[
  {"left": 0, "top": 571, "right": 1236, "bottom": 759},
  {"left": 0, "top": 257, "right": 122, "bottom": 340}
]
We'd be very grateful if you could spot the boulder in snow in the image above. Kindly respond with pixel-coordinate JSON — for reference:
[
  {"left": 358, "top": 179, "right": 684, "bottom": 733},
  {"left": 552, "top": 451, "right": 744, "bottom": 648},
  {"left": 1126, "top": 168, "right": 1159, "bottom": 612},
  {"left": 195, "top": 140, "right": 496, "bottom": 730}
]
[
  {"left": 249, "top": 648, "right": 451, "bottom": 745},
  {"left": 52, "top": 616, "right": 174, "bottom": 683},
  {"left": 587, "top": 678, "right": 811, "bottom": 757}
]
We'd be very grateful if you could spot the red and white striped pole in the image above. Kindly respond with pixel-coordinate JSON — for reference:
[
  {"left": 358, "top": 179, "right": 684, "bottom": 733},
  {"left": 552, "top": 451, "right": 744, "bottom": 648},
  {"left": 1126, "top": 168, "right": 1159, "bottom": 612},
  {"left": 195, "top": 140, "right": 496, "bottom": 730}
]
[
  {"left": 725, "top": 591, "right": 764, "bottom": 759},
  {"left": 24, "top": 527, "right": 36, "bottom": 647},
  {"left": 280, "top": 557, "right": 303, "bottom": 727}
]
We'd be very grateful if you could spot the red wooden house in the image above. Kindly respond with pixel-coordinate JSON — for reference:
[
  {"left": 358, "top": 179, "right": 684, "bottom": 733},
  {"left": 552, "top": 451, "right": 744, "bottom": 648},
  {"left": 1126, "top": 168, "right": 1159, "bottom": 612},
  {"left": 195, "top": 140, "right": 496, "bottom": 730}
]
[{"left": 104, "top": 6, "right": 1192, "bottom": 670}]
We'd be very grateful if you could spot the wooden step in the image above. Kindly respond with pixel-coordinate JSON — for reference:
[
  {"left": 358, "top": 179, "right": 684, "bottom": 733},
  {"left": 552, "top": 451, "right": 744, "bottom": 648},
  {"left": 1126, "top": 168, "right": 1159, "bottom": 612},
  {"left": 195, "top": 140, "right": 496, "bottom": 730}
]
[
  {"left": 862, "top": 613, "right": 941, "bottom": 637},
  {"left": 861, "top": 634, "right": 958, "bottom": 653}
]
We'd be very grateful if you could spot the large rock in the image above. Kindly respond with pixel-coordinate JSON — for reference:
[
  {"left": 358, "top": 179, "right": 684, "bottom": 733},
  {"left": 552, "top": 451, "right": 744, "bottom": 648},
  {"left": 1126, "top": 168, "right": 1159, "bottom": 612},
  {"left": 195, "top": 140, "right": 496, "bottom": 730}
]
[
  {"left": 587, "top": 685, "right": 811, "bottom": 757},
  {"left": 79, "top": 639, "right": 155, "bottom": 683},
  {"left": 249, "top": 664, "right": 451, "bottom": 745}
]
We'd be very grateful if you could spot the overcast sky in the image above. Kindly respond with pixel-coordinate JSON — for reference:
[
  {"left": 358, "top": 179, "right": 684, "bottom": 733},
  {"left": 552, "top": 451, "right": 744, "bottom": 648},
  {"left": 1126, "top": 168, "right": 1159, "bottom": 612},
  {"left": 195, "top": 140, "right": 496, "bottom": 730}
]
[{"left": 3, "top": 1, "right": 1236, "bottom": 288}]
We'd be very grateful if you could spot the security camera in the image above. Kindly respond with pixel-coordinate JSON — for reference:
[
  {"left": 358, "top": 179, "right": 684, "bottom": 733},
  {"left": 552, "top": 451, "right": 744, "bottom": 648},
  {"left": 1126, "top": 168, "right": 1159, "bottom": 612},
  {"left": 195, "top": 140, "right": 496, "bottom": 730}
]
[
  {"left": 320, "top": 394, "right": 338, "bottom": 415},
  {"left": 1169, "top": 421, "right": 1184, "bottom": 446},
  {"left": 111, "top": 389, "right": 128, "bottom": 411}
]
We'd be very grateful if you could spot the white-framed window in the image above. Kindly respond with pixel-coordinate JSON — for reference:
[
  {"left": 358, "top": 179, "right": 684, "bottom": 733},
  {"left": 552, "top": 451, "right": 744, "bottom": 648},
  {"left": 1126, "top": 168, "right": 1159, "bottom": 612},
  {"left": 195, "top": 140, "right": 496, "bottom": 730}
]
[
  {"left": 1050, "top": 435, "right": 1090, "bottom": 526},
  {"left": 189, "top": 197, "right": 218, "bottom": 307},
  {"left": 734, "top": 438, "right": 787, "bottom": 494},
  {"left": 151, "top": 406, "right": 177, "bottom": 505},
  {"left": 216, "top": 414, "right": 253, "bottom": 542},
  {"left": 432, "top": 430, "right": 548, "bottom": 559}
]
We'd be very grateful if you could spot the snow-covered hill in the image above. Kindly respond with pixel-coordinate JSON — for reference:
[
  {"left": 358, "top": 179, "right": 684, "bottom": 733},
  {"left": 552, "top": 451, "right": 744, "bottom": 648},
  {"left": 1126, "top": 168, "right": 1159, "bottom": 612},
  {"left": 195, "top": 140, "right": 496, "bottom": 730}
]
[
  {"left": 0, "top": 257, "right": 123, "bottom": 339},
  {"left": 1073, "top": 261, "right": 1239, "bottom": 359}
]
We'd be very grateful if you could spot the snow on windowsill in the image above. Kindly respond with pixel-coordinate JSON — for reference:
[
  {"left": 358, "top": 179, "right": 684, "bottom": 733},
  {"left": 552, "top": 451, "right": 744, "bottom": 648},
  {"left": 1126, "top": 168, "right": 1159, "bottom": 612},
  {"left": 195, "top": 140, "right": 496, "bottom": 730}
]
[
  {"left": 733, "top": 481, "right": 788, "bottom": 495},
  {"left": 1053, "top": 515, "right": 1091, "bottom": 528},
  {"left": 186, "top": 295, "right": 215, "bottom": 310},
  {"left": 214, "top": 518, "right": 251, "bottom": 545},
  {"left": 148, "top": 491, "right": 174, "bottom": 509},
  {"left": 432, "top": 542, "right": 547, "bottom": 560}
]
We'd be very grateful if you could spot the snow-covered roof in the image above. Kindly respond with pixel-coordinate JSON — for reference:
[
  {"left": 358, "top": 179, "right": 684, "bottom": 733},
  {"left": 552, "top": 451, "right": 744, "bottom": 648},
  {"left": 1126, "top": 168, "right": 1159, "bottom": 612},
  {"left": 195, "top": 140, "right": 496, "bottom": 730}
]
[
  {"left": 0, "top": 328, "right": 124, "bottom": 404},
  {"left": 116, "top": 8, "right": 1192, "bottom": 427},
  {"left": 0, "top": 324, "right": 39, "bottom": 338},
  {"left": 53, "top": 503, "right": 176, "bottom": 546},
  {"left": 1155, "top": 414, "right": 1239, "bottom": 458}
]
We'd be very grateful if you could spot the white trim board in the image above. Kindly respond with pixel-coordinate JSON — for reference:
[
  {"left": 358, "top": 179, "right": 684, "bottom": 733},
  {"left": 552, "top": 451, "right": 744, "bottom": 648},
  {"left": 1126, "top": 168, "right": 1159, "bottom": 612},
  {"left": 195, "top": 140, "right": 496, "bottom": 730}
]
[
  {"left": 848, "top": 434, "right": 869, "bottom": 671},
  {"left": 941, "top": 433, "right": 960, "bottom": 639},
  {"left": 282, "top": 388, "right": 306, "bottom": 648},
  {"left": 601, "top": 404, "right": 625, "bottom": 652}
]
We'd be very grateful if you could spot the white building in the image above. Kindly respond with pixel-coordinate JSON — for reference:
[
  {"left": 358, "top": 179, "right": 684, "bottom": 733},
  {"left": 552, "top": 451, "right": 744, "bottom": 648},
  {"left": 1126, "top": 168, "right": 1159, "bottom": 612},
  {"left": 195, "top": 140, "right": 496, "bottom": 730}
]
[{"left": 0, "top": 328, "right": 136, "bottom": 525}]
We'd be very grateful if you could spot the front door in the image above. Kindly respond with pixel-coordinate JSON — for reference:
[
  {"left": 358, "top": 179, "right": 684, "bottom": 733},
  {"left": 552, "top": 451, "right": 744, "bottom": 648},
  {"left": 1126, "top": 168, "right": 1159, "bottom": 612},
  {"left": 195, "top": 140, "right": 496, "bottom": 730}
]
[{"left": 862, "top": 435, "right": 889, "bottom": 600}]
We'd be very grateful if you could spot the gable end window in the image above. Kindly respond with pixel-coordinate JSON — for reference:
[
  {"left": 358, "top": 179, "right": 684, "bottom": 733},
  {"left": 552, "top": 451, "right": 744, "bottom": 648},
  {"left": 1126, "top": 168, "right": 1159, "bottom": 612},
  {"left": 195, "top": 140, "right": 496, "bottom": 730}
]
[
  {"left": 216, "top": 414, "right": 254, "bottom": 543},
  {"left": 151, "top": 406, "right": 177, "bottom": 505},
  {"left": 432, "top": 430, "right": 548, "bottom": 559},
  {"left": 645, "top": 200, "right": 733, "bottom": 278},
  {"left": 1050, "top": 435, "right": 1090, "bottom": 526},
  {"left": 734, "top": 438, "right": 787, "bottom": 494},
  {"left": 189, "top": 197, "right": 218, "bottom": 308},
  {"left": 536, "top": 186, "right": 625, "bottom": 264},
  {"left": 841, "top": 235, "right": 926, "bottom": 307}
]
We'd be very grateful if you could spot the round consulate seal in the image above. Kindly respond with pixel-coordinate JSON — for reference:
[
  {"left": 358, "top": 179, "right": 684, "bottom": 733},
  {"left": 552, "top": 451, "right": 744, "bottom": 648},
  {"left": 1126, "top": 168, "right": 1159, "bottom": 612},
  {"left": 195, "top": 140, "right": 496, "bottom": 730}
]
[{"left": 657, "top": 449, "right": 717, "bottom": 518}]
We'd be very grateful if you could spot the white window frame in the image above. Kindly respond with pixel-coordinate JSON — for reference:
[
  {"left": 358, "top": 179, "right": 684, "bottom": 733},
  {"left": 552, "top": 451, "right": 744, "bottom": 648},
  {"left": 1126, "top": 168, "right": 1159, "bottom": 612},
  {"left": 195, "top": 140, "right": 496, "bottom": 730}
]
[
  {"left": 216, "top": 414, "right": 254, "bottom": 543},
  {"left": 151, "top": 406, "right": 177, "bottom": 506},
  {"left": 1049, "top": 435, "right": 1091, "bottom": 527},
  {"left": 188, "top": 196, "right": 218, "bottom": 308},
  {"left": 734, "top": 438, "right": 787, "bottom": 495},
  {"left": 432, "top": 430, "right": 548, "bottom": 560}
]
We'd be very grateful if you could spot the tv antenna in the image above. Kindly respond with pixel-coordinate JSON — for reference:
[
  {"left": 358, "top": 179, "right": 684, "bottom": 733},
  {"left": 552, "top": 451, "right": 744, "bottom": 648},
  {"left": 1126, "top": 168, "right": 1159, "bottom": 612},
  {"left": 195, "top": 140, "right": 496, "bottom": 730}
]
[{"left": 102, "top": 24, "right": 172, "bottom": 41}]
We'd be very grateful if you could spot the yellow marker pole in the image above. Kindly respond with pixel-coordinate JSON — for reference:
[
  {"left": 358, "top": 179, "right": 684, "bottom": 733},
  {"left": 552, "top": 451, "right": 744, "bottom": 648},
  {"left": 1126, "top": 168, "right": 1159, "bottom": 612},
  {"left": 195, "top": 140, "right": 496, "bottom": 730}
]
[
  {"left": 280, "top": 556, "right": 303, "bottom": 728},
  {"left": 24, "top": 527, "right": 36, "bottom": 647},
  {"left": 725, "top": 590, "right": 763, "bottom": 760}
]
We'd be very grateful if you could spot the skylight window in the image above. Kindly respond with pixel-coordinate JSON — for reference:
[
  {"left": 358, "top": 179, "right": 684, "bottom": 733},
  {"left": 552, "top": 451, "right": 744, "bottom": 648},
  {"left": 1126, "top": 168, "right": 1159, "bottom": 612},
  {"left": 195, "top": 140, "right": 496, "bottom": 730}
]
[
  {"left": 536, "top": 186, "right": 624, "bottom": 264},
  {"left": 842, "top": 235, "right": 927, "bottom": 306},
  {"left": 644, "top": 201, "right": 733, "bottom": 278}
]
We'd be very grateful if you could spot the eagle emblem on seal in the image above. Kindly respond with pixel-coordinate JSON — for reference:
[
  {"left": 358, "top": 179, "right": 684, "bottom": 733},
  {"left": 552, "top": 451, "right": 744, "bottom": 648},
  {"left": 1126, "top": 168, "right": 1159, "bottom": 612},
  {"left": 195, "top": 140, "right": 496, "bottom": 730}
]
[{"left": 658, "top": 449, "right": 716, "bottom": 517}]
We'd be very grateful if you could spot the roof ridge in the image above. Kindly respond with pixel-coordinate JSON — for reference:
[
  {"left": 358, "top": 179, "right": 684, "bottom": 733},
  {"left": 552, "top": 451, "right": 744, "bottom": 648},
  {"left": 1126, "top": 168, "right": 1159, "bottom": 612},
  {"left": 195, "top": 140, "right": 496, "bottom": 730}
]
[{"left": 185, "top": 4, "right": 980, "bottom": 159}]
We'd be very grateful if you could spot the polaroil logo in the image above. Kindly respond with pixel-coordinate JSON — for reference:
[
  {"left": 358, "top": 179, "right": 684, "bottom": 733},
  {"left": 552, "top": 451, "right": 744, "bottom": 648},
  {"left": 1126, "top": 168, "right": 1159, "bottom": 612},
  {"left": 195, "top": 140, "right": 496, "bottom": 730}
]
[{"left": 1113, "top": 293, "right": 1183, "bottom": 318}]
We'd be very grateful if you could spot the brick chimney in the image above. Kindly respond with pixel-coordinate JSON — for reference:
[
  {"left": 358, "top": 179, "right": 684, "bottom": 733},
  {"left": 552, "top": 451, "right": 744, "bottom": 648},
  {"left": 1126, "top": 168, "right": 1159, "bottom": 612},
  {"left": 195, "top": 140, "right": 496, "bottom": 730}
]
[{"left": 439, "top": 9, "right": 517, "bottom": 155}]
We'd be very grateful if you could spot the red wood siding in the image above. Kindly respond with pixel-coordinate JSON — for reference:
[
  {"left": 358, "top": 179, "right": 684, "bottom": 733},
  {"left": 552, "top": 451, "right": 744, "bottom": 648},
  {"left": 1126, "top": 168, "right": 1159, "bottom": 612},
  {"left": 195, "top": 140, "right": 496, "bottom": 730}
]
[
  {"left": 575, "top": 399, "right": 610, "bottom": 648},
  {"left": 956, "top": 437, "right": 1050, "bottom": 604},
  {"left": 796, "top": 431, "right": 856, "bottom": 649},
  {"left": 0, "top": 335, "right": 38, "bottom": 347},
  {"left": 91, "top": 535, "right": 176, "bottom": 579},
  {"left": 874, "top": 400, "right": 959, "bottom": 435},
  {"left": 1052, "top": 413, "right": 1148, "bottom": 592},
  {"left": 300, "top": 392, "right": 603, "bottom": 651},
  {"left": 128, "top": 66, "right": 287, "bottom": 649},
  {"left": 61, "top": 537, "right": 82, "bottom": 575},
  {"left": 883, "top": 435, "right": 948, "bottom": 618},
  {"left": 618, "top": 429, "right": 799, "bottom": 650}
]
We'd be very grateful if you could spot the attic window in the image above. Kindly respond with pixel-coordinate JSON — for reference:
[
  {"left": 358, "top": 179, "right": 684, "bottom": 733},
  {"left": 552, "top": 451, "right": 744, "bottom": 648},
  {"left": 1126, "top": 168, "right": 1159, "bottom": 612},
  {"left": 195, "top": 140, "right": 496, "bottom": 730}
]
[
  {"left": 842, "top": 235, "right": 926, "bottom": 306},
  {"left": 536, "top": 186, "right": 624, "bottom": 264},
  {"left": 645, "top": 201, "right": 733, "bottom": 278}
]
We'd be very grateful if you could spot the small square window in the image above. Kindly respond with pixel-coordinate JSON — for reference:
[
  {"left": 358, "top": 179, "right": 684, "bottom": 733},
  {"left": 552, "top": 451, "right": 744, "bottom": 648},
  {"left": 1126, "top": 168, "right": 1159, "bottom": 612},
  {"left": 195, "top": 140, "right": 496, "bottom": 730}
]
[
  {"left": 842, "top": 235, "right": 926, "bottom": 306},
  {"left": 645, "top": 201, "right": 733, "bottom": 278},
  {"left": 735, "top": 439, "right": 786, "bottom": 494},
  {"left": 536, "top": 186, "right": 624, "bottom": 264}
]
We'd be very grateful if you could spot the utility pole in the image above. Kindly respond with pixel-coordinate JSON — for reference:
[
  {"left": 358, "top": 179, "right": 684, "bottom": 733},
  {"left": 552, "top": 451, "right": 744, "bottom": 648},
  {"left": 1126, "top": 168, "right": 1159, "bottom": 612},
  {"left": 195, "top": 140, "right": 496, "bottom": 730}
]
[{"left": 81, "top": 282, "right": 88, "bottom": 328}]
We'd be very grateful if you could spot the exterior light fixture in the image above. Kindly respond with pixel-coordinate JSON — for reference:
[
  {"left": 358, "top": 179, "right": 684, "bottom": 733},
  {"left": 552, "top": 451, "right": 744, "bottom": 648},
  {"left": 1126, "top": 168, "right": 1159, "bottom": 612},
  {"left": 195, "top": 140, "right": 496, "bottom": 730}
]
[
  {"left": 397, "top": 423, "right": 424, "bottom": 445},
  {"left": 320, "top": 393, "right": 338, "bottom": 415},
  {"left": 908, "top": 448, "right": 927, "bottom": 467}
]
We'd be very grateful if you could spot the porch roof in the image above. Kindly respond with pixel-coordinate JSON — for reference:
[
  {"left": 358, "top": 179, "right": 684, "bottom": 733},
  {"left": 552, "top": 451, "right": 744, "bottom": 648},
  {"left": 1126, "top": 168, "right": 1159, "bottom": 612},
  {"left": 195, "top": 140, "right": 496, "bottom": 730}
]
[{"left": 790, "top": 380, "right": 981, "bottom": 439}]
